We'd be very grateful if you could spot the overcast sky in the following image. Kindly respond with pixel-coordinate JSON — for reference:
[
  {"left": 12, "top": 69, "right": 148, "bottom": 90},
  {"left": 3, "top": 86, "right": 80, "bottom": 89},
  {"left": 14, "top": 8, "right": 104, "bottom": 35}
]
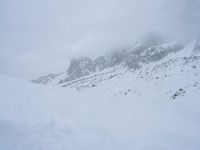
[{"left": 0, "top": 0, "right": 200, "bottom": 79}]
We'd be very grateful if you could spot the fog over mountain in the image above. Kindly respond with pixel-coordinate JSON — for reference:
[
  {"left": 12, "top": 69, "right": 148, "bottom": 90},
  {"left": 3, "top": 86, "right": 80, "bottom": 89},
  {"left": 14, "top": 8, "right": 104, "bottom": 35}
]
[
  {"left": 1, "top": 1, "right": 200, "bottom": 149},
  {"left": 0, "top": 0, "right": 200, "bottom": 78}
]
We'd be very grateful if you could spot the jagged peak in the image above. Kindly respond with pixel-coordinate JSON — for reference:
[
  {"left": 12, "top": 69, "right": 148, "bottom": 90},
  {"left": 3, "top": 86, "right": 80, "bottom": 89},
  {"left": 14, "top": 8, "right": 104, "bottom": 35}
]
[{"left": 31, "top": 36, "right": 194, "bottom": 86}]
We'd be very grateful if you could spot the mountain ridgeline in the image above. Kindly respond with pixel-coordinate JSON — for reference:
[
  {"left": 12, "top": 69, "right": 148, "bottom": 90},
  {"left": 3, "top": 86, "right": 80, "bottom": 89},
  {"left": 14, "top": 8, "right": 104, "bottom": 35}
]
[{"left": 31, "top": 34, "right": 199, "bottom": 87}]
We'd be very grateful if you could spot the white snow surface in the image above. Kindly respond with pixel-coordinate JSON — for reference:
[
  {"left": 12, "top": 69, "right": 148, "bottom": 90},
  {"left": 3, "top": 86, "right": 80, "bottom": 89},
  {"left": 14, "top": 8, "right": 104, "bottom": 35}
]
[{"left": 0, "top": 53, "right": 200, "bottom": 149}]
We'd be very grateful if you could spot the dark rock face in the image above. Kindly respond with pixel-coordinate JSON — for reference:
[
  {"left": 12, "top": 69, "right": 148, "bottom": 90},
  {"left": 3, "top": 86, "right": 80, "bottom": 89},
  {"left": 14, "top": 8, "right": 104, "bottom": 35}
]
[
  {"left": 171, "top": 88, "right": 186, "bottom": 99},
  {"left": 107, "top": 50, "right": 128, "bottom": 67},
  {"left": 94, "top": 56, "right": 108, "bottom": 71},
  {"left": 125, "top": 55, "right": 140, "bottom": 69},
  {"left": 66, "top": 57, "right": 96, "bottom": 81},
  {"left": 31, "top": 73, "right": 61, "bottom": 85}
]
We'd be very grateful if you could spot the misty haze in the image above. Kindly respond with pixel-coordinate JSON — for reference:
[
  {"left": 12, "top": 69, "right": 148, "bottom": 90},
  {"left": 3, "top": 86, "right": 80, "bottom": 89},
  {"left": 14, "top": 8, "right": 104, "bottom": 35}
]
[{"left": 0, "top": 0, "right": 200, "bottom": 150}]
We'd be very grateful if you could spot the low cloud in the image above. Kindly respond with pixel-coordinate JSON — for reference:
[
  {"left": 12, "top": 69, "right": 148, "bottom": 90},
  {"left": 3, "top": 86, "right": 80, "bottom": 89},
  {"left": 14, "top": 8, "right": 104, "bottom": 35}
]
[{"left": 0, "top": 0, "right": 199, "bottom": 78}]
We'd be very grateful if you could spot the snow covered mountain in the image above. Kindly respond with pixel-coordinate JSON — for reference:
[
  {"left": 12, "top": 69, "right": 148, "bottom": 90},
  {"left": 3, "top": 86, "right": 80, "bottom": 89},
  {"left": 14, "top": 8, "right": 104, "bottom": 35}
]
[
  {"left": 0, "top": 35, "right": 200, "bottom": 150},
  {"left": 31, "top": 35, "right": 187, "bottom": 86}
]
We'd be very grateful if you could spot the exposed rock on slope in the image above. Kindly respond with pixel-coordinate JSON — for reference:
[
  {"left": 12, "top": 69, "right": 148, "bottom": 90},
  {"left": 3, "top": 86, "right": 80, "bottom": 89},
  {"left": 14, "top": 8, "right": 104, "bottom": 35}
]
[{"left": 31, "top": 36, "right": 188, "bottom": 86}]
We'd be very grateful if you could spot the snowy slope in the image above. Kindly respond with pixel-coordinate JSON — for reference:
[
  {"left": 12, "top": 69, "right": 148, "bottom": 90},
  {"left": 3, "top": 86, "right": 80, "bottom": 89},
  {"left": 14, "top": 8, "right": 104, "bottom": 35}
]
[
  {"left": 57, "top": 40, "right": 197, "bottom": 90},
  {"left": 1, "top": 44, "right": 200, "bottom": 149},
  {"left": 31, "top": 36, "right": 187, "bottom": 86}
]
